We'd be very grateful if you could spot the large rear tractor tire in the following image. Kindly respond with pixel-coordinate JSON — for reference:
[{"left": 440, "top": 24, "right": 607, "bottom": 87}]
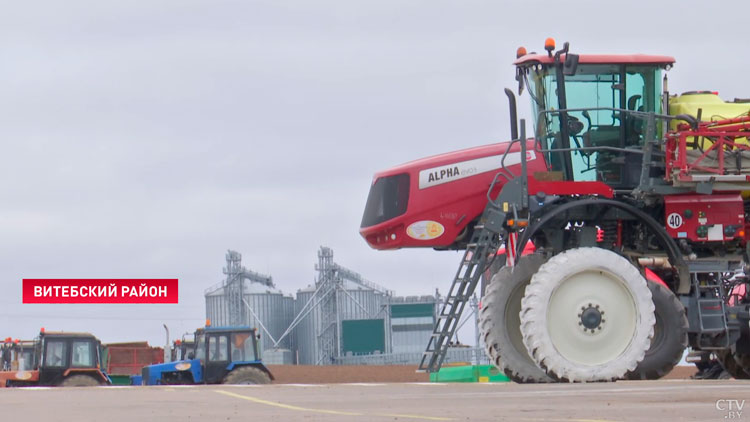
[
  {"left": 480, "top": 253, "right": 506, "bottom": 298},
  {"left": 625, "top": 281, "right": 688, "bottom": 380},
  {"left": 222, "top": 366, "right": 271, "bottom": 385},
  {"left": 520, "top": 247, "right": 655, "bottom": 382},
  {"left": 60, "top": 374, "right": 102, "bottom": 387},
  {"left": 716, "top": 349, "right": 750, "bottom": 380},
  {"left": 479, "top": 254, "right": 553, "bottom": 383}
]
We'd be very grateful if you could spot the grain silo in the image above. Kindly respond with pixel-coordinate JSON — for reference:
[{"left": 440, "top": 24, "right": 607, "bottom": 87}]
[
  {"left": 292, "top": 247, "right": 392, "bottom": 365},
  {"left": 294, "top": 281, "right": 389, "bottom": 365},
  {"left": 205, "top": 251, "right": 296, "bottom": 360}
]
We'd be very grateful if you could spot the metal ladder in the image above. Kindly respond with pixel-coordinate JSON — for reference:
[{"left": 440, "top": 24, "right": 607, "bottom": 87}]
[
  {"left": 684, "top": 270, "right": 732, "bottom": 350},
  {"left": 418, "top": 122, "right": 528, "bottom": 372},
  {"left": 417, "top": 210, "right": 502, "bottom": 372},
  {"left": 695, "top": 283, "right": 731, "bottom": 350}
]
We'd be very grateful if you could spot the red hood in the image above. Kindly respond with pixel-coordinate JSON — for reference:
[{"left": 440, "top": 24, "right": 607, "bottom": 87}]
[{"left": 360, "top": 139, "right": 547, "bottom": 250}]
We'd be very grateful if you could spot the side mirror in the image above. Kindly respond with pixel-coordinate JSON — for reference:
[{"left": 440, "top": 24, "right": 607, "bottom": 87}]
[
  {"left": 563, "top": 54, "right": 579, "bottom": 76},
  {"left": 516, "top": 67, "right": 525, "bottom": 96}
]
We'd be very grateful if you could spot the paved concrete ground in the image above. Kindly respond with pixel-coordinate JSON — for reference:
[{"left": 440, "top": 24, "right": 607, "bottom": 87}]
[{"left": 1, "top": 380, "right": 748, "bottom": 421}]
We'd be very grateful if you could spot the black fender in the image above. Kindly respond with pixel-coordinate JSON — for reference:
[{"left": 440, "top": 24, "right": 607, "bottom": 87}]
[{"left": 515, "top": 197, "right": 690, "bottom": 294}]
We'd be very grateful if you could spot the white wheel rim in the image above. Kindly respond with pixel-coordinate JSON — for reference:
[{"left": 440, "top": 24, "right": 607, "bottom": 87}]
[{"left": 546, "top": 269, "right": 637, "bottom": 366}]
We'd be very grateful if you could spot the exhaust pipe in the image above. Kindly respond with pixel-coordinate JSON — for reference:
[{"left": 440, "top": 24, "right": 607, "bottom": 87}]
[
  {"left": 505, "top": 88, "right": 519, "bottom": 140},
  {"left": 163, "top": 324, "right": 170, "bottom": 363}
]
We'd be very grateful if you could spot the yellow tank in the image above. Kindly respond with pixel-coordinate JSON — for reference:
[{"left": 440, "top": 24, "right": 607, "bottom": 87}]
[
  {"left": 668, "top": 92, "right": 750, "bottom": 196},
  {"left": 669, "top": 92, "right": 750, "bottom": 130}
]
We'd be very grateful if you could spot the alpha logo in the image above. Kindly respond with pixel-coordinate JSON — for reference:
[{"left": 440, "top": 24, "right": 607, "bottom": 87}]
[
  {"left": 418, "top": 151, "right": 536, "bottom": 189},
  {"left": 427, "top": 166, "right": 461, "bottom": 183}
]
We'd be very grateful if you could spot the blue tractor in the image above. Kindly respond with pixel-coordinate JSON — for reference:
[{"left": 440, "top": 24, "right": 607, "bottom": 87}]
[{"left": 141, "top": 325, "right": 272, "bottom": 385}]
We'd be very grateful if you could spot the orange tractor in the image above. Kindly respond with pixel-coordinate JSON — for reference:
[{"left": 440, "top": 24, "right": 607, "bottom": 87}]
[
  {"left": 0, "top": 330, "right": 111, "bottom": 387},
  {"left": 360, "top": 39, "right": 750, "bottom": 382}
]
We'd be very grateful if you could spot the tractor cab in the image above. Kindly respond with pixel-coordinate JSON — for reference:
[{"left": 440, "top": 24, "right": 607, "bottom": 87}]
[
  {"left": 37, "top": 331, "right": 109, "bottom": 386},
  {"left": 1, "top": 339, "right": 34, "bottom": 372},
  {"left": 197, "top": 326, "right": 262, "bottom": 383},
  {"left": 171, "top": 338, "right": 196, "bottom": 361},
  {"left": 1, "top": 330, "right": 110, "bottom": 387},
  {"left": 514, "top": 39, "right": 674, "bottom": 188},
  {"left": 141, "top": 325, "right": 272, "bottom": 385},
  {"left": 17, "top": 341, "right": 36, "bottom": 370}
]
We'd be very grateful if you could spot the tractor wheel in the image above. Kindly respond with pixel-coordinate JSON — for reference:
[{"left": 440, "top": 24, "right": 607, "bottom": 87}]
[
  {"left": 716, "top": 349, "right": 750, "bottom": 380},
  {"left": 480, "top": 253, "right": 506, "bottom": 298},
  {"left": 60, "top": 374, "right": 102, "bottom": 387},
  {"left": 479, "top": 254, "right": 553, "bottom": 383},
  {"left": 520, "top": 247, "right": 655, "bottom": 382},
  {"left": 222, "top": 366, "right": 271, "bottom": 385},
  {"left": 625, "top": 281, "right": 688, "bottom": 380}
]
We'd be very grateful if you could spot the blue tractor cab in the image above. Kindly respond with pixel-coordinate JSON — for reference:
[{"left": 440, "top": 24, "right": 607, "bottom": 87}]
[{"left": 141, "top": 325, "right": 272, "bottom": 385}]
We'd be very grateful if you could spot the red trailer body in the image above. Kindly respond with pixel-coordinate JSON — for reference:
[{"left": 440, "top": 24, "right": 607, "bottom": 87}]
[{"left": 103, "top": 342, "right": 164, "bottom": 376}]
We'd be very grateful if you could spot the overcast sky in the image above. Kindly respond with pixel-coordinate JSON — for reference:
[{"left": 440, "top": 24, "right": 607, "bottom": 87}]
[{"left": 3, "top": 0, "right": 749, "bottom": 348}]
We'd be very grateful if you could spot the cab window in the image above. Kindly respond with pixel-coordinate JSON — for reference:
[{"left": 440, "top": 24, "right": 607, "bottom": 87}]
[
  {"left": 529, "top": 63, "right": 662, "bottom": 186},
  {"left": 71, "top": 341, "right": 95, "bottom": 367},
  {"left": 230, "top": 332, "right": 257, "bottom": 362},
  {"left": 208, "top": 335, "right": 228, "bottom": 361},
  {"left": 44, "top": 340, "right": 67, "bottom": 367},
  {"left": 194, "top": 335, "right": 206, "bottom": 360}
]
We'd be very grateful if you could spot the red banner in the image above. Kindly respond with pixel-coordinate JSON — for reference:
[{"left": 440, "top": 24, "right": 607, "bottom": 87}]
[{"left": 22, "top": 279, "right": 178, "bottom": 304}]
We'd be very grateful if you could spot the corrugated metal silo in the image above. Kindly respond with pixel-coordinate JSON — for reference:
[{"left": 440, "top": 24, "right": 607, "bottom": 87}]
[
  {"left": 205, "top": 282, "right": 296, "bottom": 358},
  {"left": 293, "top": 286, "right": 319, "bottom": 365},
  {"left": 292, "top": 282, "right": 390, "bottom": 365}
]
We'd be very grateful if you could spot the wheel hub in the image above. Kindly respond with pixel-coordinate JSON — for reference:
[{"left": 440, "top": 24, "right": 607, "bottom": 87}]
[{"left": 578, "top": 303, "right": 605, "bottom": 333}]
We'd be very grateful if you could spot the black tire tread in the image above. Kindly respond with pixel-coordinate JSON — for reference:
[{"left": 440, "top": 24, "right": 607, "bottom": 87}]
[
  {"left": 479, "top": 254, "right": 552, "bottom": 384},
  {"left": 222, "top": 366, "right": 271, "bottom": 385},
  {"left": 60, "top": 374, "right": 102, "bottom": 387},
  {"left": 625, "top": 282, "right": 688, "bottom": 380},
  {"left": 717, "top": 349, "right": 750, "bottom": 380}
]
